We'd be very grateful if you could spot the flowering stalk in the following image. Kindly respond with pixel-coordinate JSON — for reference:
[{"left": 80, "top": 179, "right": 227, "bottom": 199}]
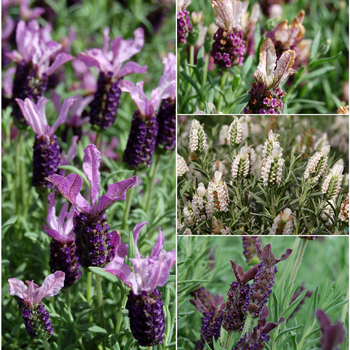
[
  {"left": 321, "top": 164, "right": 344, "bottom": 200},
  {"left": 304, "top": 146, "right": 330, "bottom": 184},
  {"left": 104, "top": 222, "right": 176, "bottom": 346},
  {"left": 244, "top": 39, "right": 297, "bottom": 114},
  {"left": 8, "top": 271, "right": 65, "bottom": 340},
  {"left": 189, "top": 119, "right": 208, "bottom": 154},
  {"left": 261, "top": 144, "right": 284, "bottom": 187},
  {"left": 48, "top": 144, "right": 137, "bottom": 268},
  {"left": 289, "top": 239, "right": 308, "bottom": 287},
  {"left": 16, "top": 96, "right": 76, "bottom": 188},
  {"left": 231, "top": 146, "right": 256, "bottom": 180},
  {"left": 78, "top": 28, "right": 147, "bottom": 130},
  {"left": 228, "top": 116, "right": 246, "bottom": 147}
]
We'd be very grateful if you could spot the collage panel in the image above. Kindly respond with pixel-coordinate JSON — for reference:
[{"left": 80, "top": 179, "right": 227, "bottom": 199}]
[
  {"left": 177, "top": 235, "right": 349, "bottom": 349},
  {"left": 177, "top": 0, "right": 349, "bottom": 115},
  {"left": 2, "top": 0, "right": 175, "bottom": 349},
  {"left": 177, "top": 114, "right": 349, "bottom": 235}
]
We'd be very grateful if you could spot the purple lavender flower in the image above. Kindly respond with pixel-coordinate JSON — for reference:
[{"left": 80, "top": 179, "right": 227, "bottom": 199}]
[
  {"left": 177, "top": 0, "right": 191, "bottom": 44},
  {"left": 245, "top": 39, "right": 297, "bottom": 114},
  {"left": 245, "top": 243, "right": 292, "bottom": 318},
  {"left": 242, "top": 236, "right": 261, "bottom": 264},
  {"left": 210, "top": 0, "right": 246, "bottom": 70},
  {"left": 233, "top": 305, "right": 284, "bottom": 350},
  {"left": 155, "top": 53, "right": 176, "bottom": 152},
  {"left": 47, "top": 145, "right": 137, "bottom": 268},
  {"left": 16, "top": 96, "right": 76, "bottom": 188},
  {"left": 190, "top": 287, "right": 213, "bottom": 309},
  {"left": 190, "top": 293, "right": 225, "bottom": 350},
  {"left": 43, "top": 193, "right": 81, "bottom": 288},
  {"left": 104, "top": 222, "right": 176, "bottom": 347},
  {"left": 120, "top": 68, "right": 175, "bottom": 168},
  {"left": 7, "top": 20, "right": 73, "bottom": 128},
  {"left": 78, "top": 28, "right": 147, "bottom": 130},
  {"left": 8, "top": 271, "right": 65, "bottom": 340},
  {"left": 222, "top": 261, "right": 258, "bottom": 332},
  {"left": 315, "top": 309, "right": 346, "bottom": 350}
]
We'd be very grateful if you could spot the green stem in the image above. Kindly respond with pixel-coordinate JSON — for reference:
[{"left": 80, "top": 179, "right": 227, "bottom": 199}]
[
  {"left": 95, "top": 274, "right": 105, "bottom": 328},
  {"left": 20, "top": 132, "right": 27, "bottom": 216},
  {"left": 224, "top": 331, "right": 234, "bottom": 349},
  {"left": 95, "top": 131, "right": 102, "bottom": 150},
  {"left": 240, "top": 314, "right": 252, "bottom": 339},
  {"left": 145, "top": 153, "right": 161, "bottom": 216},
  {"left": 147, "top": 347, "right": 152, "bottom": 350},
  {"left": 43, "top": 341, "right": 50, "bottom": 350},
  {"left": 160, "top": 153, "right": 174, "bottom": 189},
  {"left": 65, "top": 289, "right": 70, "bottom": 311},
  {"left": 15, "top": 130, "right": 21, "bottom": 216},
  {"left": 43, "top": 189, "right": 49, "bottom": 222},
  {"left": 203, "top": 54, "right": 210, "bottom": 86},
  {"left": 217, "top": 71, "right": 227, "bottom": 112},
  {"left": 284, "top": 67, "right": 307, "bottom": 103},
  {"left": 87, "top": 271, "right": 93, "bottom": 323},
  {"left": 121, "top": 184, "right": 135, "bottom": 231},
  {"left": 115, "top": 294, "right": 127, "bottom": 336},
  {"left": 177, "top": 47, "right": 180, "bottom": 97},
  {"left": 289, "top": 239, "right": 308, "bottom": 287},
  {"left": 190, "top": 45, "right": 195, "bottom": 66}
]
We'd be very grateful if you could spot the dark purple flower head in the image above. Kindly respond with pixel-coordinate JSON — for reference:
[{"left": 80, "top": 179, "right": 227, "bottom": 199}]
[
  {"left": 16, "top": 96, "right": 76, "bottom": 187},
  {"left": 177, "top": 0, "right": 191, "bottom": 44},
  {"left": 47, "top": 144, "right": 137, "bottom": 267},
  {"left": 190, "top": 293, "right": 225, "bottom": 349},
  {"left": 242, "top": 236, "right": 261, "bottom": 264},
  {"left": 316, "top": 310, "right": 346, "bottom": 350},
  {"left": 8, "top": 272, "right": 65, "bottom": 340}
]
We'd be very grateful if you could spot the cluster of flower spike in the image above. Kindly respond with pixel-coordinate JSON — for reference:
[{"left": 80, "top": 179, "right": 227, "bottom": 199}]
[
  {"left": 231, "top": 146, "right": 256, "bottom": 179},
  {"left": 207, "top": 171, "right": 230, "bottom": 212},
  {"left": 270, "top": 208, "right": 294, "bottom": 235},
  {"left": 321, "top": 164, "right": 344, "bottom": 200},
  {"left": 261, "top": 131, "right": 284, "bottom": 187},
  {"left": 227, "top": 116, "right": 246, "bottom": 146},
  {"left": 304, "top": 146, "right": 330, "bottom": 183},
  {"left": 192, "top": 183, "right": 215, "bottom": 221},
  {"left": 189, "top": 119, "right": 208, "bottom": 153}
]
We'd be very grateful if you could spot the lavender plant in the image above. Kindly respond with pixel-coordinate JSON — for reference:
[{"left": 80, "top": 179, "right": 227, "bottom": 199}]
[
  {"left": 177, "top": 0, "right": 349, "bottom": 114},
  {"left": 2, "top": 1, "right": 176, "bottom": 349},
  {"left": 178, "top": 115, "right": 349, "bottom": 235},
  {"left": 177, "top": 236, "right": 349, "bottom": 350}
]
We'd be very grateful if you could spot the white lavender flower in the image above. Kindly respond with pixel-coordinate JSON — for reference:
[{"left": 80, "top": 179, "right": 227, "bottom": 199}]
[
  {"left": 189, "top": 119, "right": 207, "bottom": 153},
  {"left": 270, "top": 208, "right": 293, "bottom": 235},
  {"left": 207, "top": 171, "right": 229, "bottom": 212},
  {"left": 177, "top": 154, "right": 189, "bottom": 177},
  {"left": 322, "top": 164, "right": 344, "bottom": 200},
  {"left": 212, "top": 160, "right": 229, "bottom": 176},
  {"left": 313, "top": 133, "right": 329, "bottom": 152},
  {"left": 304, "top": 146, "right": 330, "bottom": 183},
  {"left": 183, "top": 199, "right": 195, "bottom": 227},
  {"left": 261, "top": 144, "right": 284, "bottom": 187},
  {"left": 262, "top": 130, "right": 280, "bottom": 163},
  {"left": 227, "top": 116, "right": 246, "bottom": 146},
  {"left": 339, "top": 194, "right": 349, "bottom": 222},
  {"left": 322, "top": 200, "right": 335, "bottom": 227},
  {"left": 192, "top": 183, "right": 214, "bottom": 221},
  {"left": 219, "top": 125, "right": 229, "bottom": 145},
  {"left": 231, "top": 146, "right": 253, "bottom": 179}
]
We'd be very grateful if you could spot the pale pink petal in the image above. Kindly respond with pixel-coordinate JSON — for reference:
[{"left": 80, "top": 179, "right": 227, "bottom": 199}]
[
  {"left": 2, "top": 16, "right": 15, "bottom": 40},
  {"left": 46, "top": 192, "right": 58, "bottom": 231},
  {"left": 65, "top": 136, "right": 79, "bottom": 164},
  {"left": 271, "top": 50, "right": 297, "bottom": 88},
  {"left": 150, "top": 227, "right": 165, "bottom": 258},
  {"left": 116, "top": 62, "right": 147, "bottom": 79},
  {"left": 62, "top": 206, "right": 75, "bottom": 241},
  {"left": 33, "top": 271, "right": 65, "bottom": 304},
  {"left": 92, "top": 176, "right": 137, "bottom": 216},
  {"left": 15, "top": 97, "right": 48, "bottom": 135},
  {"left": 8, "top": 278, "right": 28, "bottom": 299},
  {"left": 37, "top": 41, "right": 62, "bottom": 68},
  {"left": 111, "top": 28, "right": 145, "bottom": 65},
  {"left": 133, "top": 222, "right": 148, "bottom": 259},
  {"left": 57, "top": 202, "right": 69, "bottom": 229},
  {"left": 254, "top": 38, "right": 277, "bottom": 87},
  {"left": 49, "top": 96, "right": 77, "bottom": 136},
  {"left": 45, "top": 53, "right": 74, "bottom": 77},
  {"left": 51, "top": 90, "right": 62, "bottom": 113},
  {"left": 166, "top": 249, "right": 176, "bottom": 270},
  {"left": 130, "top": 257, "right": 149, "bottom": 294},
  {"left": 77, "top": 49, "right": 113, "bottom": 73},
  {"left": 83, "top": 144, "right": 101, "bottom": 206},
  {"left": 16, "top": 20, "right": 27, "bottom": 58},
  {"left": 3, "top": 67, "right": 16, "bottom": 96},
  {"left": 42, "top": 225, "right": 65, "bottom": 243},
  {"left": 103, "top": 27, "right": 110, "bottom": 56},
  {"left": 211, "top": 0, "right": 242, "bottom": 31},
  {"left": 119, "top": 80, "right": 148, "bottom": 116}
]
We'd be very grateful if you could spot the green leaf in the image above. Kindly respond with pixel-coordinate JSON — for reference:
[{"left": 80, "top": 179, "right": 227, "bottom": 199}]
[
  {"left": 180, "top": 71, "right": 204, "bottom": 101},
  {"left": 241, "top": 55, "right": 253, "bottom": 79},
  {"left": 2, "top": 216, "right": 18, "bottom": 229},
  {"left": 310, "top": 30, "right": 321, "bottom": 60},
  {"left": 197, "top": 46, "right": 204, "bottom": 69},
  {"left": 180, "top": 180, "right": 192, "bottom": 197},
  {"left": 232, "top": 93, "right": 250, "bottom": 113},
  {"left": 281, "top": 290, "right": 308, "bottom": 319},
  {"left": 309, "top": 52, "right": 342, "bottom": 68},
  {"left": 123, "top": 338, "right": 134, "bottom": 350},
  {"left": 109, "top": 335, "right": 120, "bottom": 350},
  {"left": 77, "top": 324, "right": 107, "bottom": 333},
  {"left": 205, "top": 101, "right": 212, "bottom": 114},
  {"left": 276, "top": 332, "right": 296, "bottom": 350},
  {"left": 88, "top": 267, "right": 119, "bottom": 283},
  {"left": 276, "top": 325, "right": 304, "bottom": 341},
  {"left": 301, "top": 66, "right": 335, "bottom": 82},
  {"left": 177, "top": 279, "right": 210, "bottom": 285},
  {"left": 128, "top": 229, "right": 137, "bottom": 259},
  {"left": 100, "top": 170, "right": 134, "bottom": 189}
]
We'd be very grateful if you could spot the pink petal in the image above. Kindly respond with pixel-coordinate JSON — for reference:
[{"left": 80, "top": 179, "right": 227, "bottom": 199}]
[
  {"left": 103, "top": 27, "right": 110, "bottom": 56},
  {"left": 166, "top": 249, "right": 176, "bottom": 270},
  {"left": 8, "top": 278, "right": 28, "bottom": 299},
  {"left": 150, "top": 227, "right": 165, "bottom": 258},
  {"left": 15, "top": 97, "right": 48, "bottom": 135},
  {"left": 133, "top": 222, "right": 148, "bottom": 259},
  {"left": 111, "top": 28, "right": 145, "bottom": 65},
  {"left": 116, "top": 62, "right": 147, "bottom": 80},
  {"left": 119, "top": 80, "right": 148, "bottom": 116},
  {"left": 83, "top": 144, "right": 101, "bottom": 206},
  {"left": 271, "top": 50, "right": 297, "bottom": 88},
  {"left": 45, "top": 192, "right": 58, "bottom": 231},
  {"left": 77, "top": 49, "right": 113, "bottom": 73},
  {"left": 92, "top": 176, "right": 137, "bottom": 216},
  {"left": 15, "top": 21, "right": 26, "bottom": 59},
  {"left": 42, "top": 225, "right": 65, "bottom": 243},
  {"left": 45, "top": 53, "right": 74, "bottom": 77},
  {"left": 130, "top": 257, "right": 149, "bottom": 294},
  {"left": 57, "top": 202, "right": 69, "bottom": 229},
  {"left": 33, "top": 271, "right": 65, "bottom": 304},
  {"left": 37, "top": 41, "right": 62, "bottom": 69},
  {"left": 48, "top": 96, "right": 77, "bottom": 136},
  {"left": 3, "top": 67, "right": 16, "bottom": 96}
]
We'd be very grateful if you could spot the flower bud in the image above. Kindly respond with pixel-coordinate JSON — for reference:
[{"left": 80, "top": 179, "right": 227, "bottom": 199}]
[
  {"left": 261, "top": 144, "right": 284, "bottom": 187},
  {"left": 318, "top": 39, "right": 331, "bottom": 56},
  {"left": 177, "top": 10, "right": 191, "bottom": 44},
  {"left": 189, "top": 119, "right": 207, "bottom": 153},
  {"left": 219, "top": 125, "right": 229, "bottom": 145},
  {"left": 228, "top": 116, "right": 246, "bottom": 146},
  {"left": 322, "top": 165, "right": 344, "bottom": 200},
  {"left": 304, "top": 146, "right": 330, "bottom": 183},
  {"left": 232, "top": 146, "right": 255, "bottom": 179}
]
